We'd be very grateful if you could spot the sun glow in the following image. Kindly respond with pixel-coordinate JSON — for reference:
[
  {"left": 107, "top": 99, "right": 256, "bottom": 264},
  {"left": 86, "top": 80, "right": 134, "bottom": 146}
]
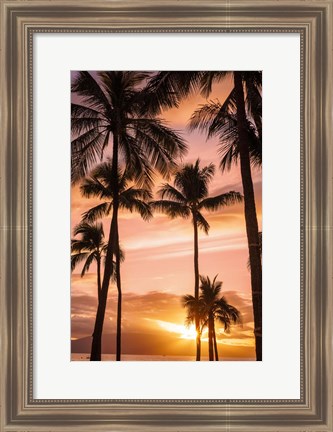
[
  {"left": 151, "top": 319, "right": 197, "bottom": 340},
  {"left": 180, "top": 324, "right": 197, "bottom": 340}
]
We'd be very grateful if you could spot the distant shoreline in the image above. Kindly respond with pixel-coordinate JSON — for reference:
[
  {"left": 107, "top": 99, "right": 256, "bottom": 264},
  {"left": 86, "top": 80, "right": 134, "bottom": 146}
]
[{"left": 71, "top": 353, "right": 255, "bottom": 361}]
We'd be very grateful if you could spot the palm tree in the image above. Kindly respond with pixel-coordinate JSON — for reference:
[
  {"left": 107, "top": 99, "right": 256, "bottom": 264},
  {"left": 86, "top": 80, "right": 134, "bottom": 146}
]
[
  {"left": 247, "top": 232, "right": 262, "bottom": 270},
  {"left": 182, "top": 294, "right": 207, "bottom": 356},
  {"left": 71, "top": 71, "right": 187, "bottom": 360},
  {"left": 189, "top": 101, "right": 261, "bottom": 171},
  {"left": 80, "top": 160, "right": 153, "bottom": 361},
  {"left": 71, "top": 220, "right": 123, "bottom": 302},
  {"left": 199, "top": 275, "right": 241, "bottom": 361},
  {"left": 146, "top": 71, "right": 263, "bottom": 360},
  {"left": 152, "top": 159, "right": 242, "bottom": 360},
  {"left": 71, "top": 221, "right": 106, "bottom": 303}
]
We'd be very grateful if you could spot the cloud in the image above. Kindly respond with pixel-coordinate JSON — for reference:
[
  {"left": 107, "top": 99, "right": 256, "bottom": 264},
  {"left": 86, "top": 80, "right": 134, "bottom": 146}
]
[
  {"left": 71, "top": 289, "right": 255, "bottom": 353},
  {"left": 70, "top": 71, "right": 261, "bottom": 359}
]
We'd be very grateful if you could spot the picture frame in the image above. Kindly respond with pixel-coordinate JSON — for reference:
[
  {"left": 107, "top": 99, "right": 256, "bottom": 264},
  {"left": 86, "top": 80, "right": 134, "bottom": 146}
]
[{"left": 1, "top": 0, "right": 332, "bottom": 430}]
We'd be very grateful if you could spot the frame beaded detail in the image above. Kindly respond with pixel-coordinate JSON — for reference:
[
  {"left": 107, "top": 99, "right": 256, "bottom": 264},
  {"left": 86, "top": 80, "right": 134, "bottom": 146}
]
[{"left": 27, "top": 26, "right": 305, "bottom": 407}]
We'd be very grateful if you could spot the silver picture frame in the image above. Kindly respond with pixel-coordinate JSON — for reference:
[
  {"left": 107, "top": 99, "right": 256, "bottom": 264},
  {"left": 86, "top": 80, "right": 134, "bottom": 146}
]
[{"left": 1, "top": 1, "right": 332, "bottom": 430}]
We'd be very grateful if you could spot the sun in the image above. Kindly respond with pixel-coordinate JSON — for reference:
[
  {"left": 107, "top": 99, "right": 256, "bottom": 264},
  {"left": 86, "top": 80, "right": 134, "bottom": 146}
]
[
  {"left": 152, "top": 319, "right": 198, "bottom": 340},
  {"left": 180, "top": 324, "right": 197, "bottom": 340}
]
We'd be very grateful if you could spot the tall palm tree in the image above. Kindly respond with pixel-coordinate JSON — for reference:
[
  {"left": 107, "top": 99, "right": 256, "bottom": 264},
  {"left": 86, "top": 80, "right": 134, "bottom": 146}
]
[
  {"left": 80, "top": 160, "right": 153, "bottom": 361},
  {"left": 152, "top": 159, "right": 242, "bottom": 360},
  {"left": 247, "top": 232, "right": 262, "bottom": 270},
  {"left": 199, "top": 275, "right": 241, "bottom": 361},
  {"left": 189, "top": 101, "right": 262, "bottom": 171},
  {"left": 71, "top": 221, "right": 106, "bottom": 303},
  {"left": 72, "top": 71, "right": 187, "bottom": 360},
  {"left": 146, "top": 71, "right": 263, "bottom": 360}
]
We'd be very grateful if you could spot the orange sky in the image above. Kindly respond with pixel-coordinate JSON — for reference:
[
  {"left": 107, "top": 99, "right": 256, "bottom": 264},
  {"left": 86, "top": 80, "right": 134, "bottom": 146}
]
[{"left": 71, "top": 73, "right": 261, "bottom": 360}]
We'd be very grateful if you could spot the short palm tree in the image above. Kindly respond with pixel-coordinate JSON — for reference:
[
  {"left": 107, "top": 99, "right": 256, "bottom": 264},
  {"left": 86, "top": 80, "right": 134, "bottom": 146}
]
[
  {"left": 146, "top": 71, "right": 263, "bottom": 360},
  {"left": 81, "top": 159, "right": 153, "bottom": 361},
  {"left": 72, "top": 71, "right": 187, "bottom": 360},
  {"left": 71, "top": 221, "right": 106, "bottom": 303},
  {"left": 152, "top": 159, "right": 242, "bottom": 360},
  {"left": 182, "top": 294, "right": 207, "bottom": 358},
  {"left": 199, "top": 275, "right": 241, "bottom": 361}
]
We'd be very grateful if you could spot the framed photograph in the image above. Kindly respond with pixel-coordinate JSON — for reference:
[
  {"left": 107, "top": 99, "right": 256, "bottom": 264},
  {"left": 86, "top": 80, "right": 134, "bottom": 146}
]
[{"left": 1, "top": 1, "right": 332, "bottom": 431}]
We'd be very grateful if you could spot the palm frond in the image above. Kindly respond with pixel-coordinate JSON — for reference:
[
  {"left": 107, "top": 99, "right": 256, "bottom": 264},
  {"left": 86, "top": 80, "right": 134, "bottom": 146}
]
[
  {"left": 217, "top": 116, "right": 262, "bottom": 172},
  {"left": 226, "top": 303, "right": 242, "bottom": 325},
  {"left": 188, "top": 100, "right": 222, "bottom": 133},
  {"left": 200, "top": 162, "right": 215, "bottom": 182},
  {"left": 120, "top": 134, "right": 156, "bottom": 189},
  {"left": 195, "top": 211, "right": 210, "bottom": 234},
  {"left": 158, "top": 183, "right": 186, "bottom": 203},
  {"left": 199, "top": 71, "right": 230, "bottom": 98},
  {"left": 71, "top": 251, "right": 88, "bottom": 272},
  {"left": 120, "top": 197, "right": 153, "bottom": 221},
  {"left": 71, "top": 103, "right": 101, "bottom": 118},
  {"left": 144, "top": 71, "right": 205, "bottom": 115},
  {"left": 82, "top": 202, "right": 111, "bottom": 222},
  {"left": 120, "top": 186, "right": 153, "bottom": 202},
  {"left": 99, "top": 71, "right": 149, "bottom": 112},
  {"left": 243, "top": 71, "right": 262, "bottom": 116},
  {"left": 100, "top": 130, "right": 111, "bottom": 160},
  {"left": 81, "top": 252, "right": 95, "bottom": 277},
  {"left": 199, "top": 191, "right": 243, "bottom": 211},
  {"left": 117, "top": 244, "right": 126, "bottom": 263},
  {"left": 129, "top": 120, "right": 187, "bottom": 178},
  {"left": 174, "top": 160, "right": 215, "bottom": 201},
  {"left": 207, "top": 88, "right": 238, "bottom": 138},
  {"left": 71, "top": 103, "right": 104, "bottom": 136},
  {"left": 188, "top": 87, "right": 237, "bottom": 136},
  {"left": 102, "top": 244, "right": 125, "bottom": 264},
  {"left": 71, "top": 239, "right": 91, "bottom": 254},
  {"left": 182, "top": 294, "right": 206, "bottom": 328},
  {"left": 72, "top": 221, "right": 104, "bottom": 248},
  {"left": 71, "top": 71, "right": 111, "bottom": 114},
  {"left": 199, "top": 275, "right": 222, "bottom": 301},
  {"left": 151, "top": 200, "right": 190, "bottom": 219},
  {"left": 194, "top": 273, "right": 242, "bottom": 336},
  {"left": 71, "top": 129, "right": 108, "bottom": 183},
  {"left": 89, "top": 160, "right": 117, "bottom": 188},
  {"left": 80, "top": 176, "right": 110, "bottom": 199},
  {"left": 218, "top": 135, "right": 239, "bottom": 172},
  {"left": 215, "top": 297, "right": 242, "bottom": 332}
]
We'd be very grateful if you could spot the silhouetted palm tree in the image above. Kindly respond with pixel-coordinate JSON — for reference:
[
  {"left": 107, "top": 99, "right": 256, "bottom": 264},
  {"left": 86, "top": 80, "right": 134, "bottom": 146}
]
[
  {"left": 72, "top": 71, "right": 187, "bottom": 360},
  {"left": 71, "top": 221, "right": 122, "bottom": 302},
  {"left": 71, "top": 221, "right": 106, "bottom": 303},
  {"left": 247, "top": 231, "right": 262, "bottom": 270},
  {"left": 182, "top": 294, "right": 207, "bottom": 355},
  {"left": 81, "top": 160, "right": 153, "bottom": 361},
  {"left": 146, "top": 71, "right": 263, "bottom": 360},
  {"left": 189, "top": 101, "right": 261, "bottom": 171},
  {"left": 199, "top": 275, "right": 241, "bottom": 361},
  {"left": 152, "top": 159, "right": 242, "bottom": 360}
]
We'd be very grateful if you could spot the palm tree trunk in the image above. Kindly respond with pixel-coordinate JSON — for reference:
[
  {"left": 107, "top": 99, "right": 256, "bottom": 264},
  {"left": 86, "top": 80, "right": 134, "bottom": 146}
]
[
  {"left": 212, "top": 323, "right": 219, "bottom": 361},
  {"left": 208, "top": 315, "right": 214, "bottom": 361},
  {"left": 96, "top": 255, "right": 101, "bottom": 304},
  {"left": 115, "top": 234, "right": 122, "bottom": 361},
  {"left": 196, "top": 332, "right": 201, "bottom": 362},
  {"left": 193, "top": 213, "right": 201, "bottom": 361},
  {"left": 234, "top": 72, "right": 262, "bottom": 361},
  {"left": 90, "top": 131, "right": 120, "bottom": 361}
]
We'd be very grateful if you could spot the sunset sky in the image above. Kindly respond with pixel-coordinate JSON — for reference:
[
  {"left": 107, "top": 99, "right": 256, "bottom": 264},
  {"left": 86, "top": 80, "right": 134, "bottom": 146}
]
[{"left": 71, "top": 72, "right": 262, "bottom": 360}]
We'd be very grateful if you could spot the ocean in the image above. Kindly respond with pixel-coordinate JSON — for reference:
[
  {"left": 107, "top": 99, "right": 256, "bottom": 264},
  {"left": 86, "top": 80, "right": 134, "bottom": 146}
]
[{"left": 71, "top": 353, "right": 254, "bottom": 361}]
